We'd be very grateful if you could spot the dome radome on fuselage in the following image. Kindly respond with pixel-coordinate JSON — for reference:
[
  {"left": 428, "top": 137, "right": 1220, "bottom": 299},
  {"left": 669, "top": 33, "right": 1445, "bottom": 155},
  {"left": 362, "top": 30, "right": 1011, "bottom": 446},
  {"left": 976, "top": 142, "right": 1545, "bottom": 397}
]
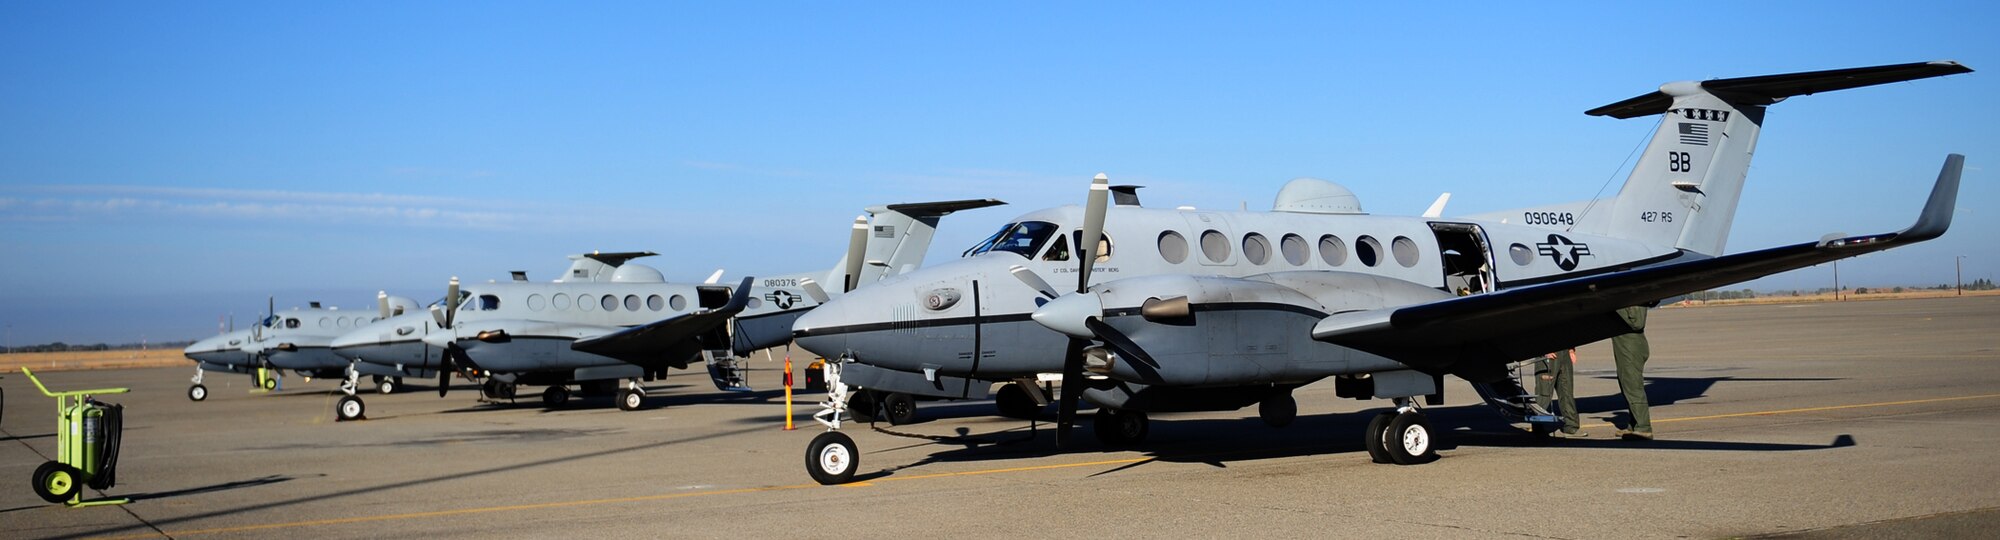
[
  {"left": 610, "top": 263, "right": 666, "bottom": 283},
  {"left": 1272, "top": 178, "right": 1365, "bottom": 215}
]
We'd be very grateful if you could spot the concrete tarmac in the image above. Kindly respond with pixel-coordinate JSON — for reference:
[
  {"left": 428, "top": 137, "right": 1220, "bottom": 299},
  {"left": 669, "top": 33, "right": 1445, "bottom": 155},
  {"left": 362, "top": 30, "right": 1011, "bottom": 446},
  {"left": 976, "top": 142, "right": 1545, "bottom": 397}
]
[{"left": 3, "top": 296, "right": 1997, "bottom": 539}]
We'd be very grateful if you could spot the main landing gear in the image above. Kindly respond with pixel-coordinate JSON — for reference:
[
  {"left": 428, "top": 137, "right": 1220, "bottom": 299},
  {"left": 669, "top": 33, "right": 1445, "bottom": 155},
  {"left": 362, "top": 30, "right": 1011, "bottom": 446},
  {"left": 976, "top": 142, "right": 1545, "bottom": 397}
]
[
  {"left": 374, "top": 375, "right": 403, "bottom": 395},
  {"left": 1094, "top": 408, "right": 1149, "bottom": 446},
  {"left": 542, "top": 385, "right": 570, "bottom": 408},
  {"left": 616, "top": 379, "right": 647, "bottom": 411},
  {"left": 1364, "top": 398, "right": 1437, "bottom": 465}
]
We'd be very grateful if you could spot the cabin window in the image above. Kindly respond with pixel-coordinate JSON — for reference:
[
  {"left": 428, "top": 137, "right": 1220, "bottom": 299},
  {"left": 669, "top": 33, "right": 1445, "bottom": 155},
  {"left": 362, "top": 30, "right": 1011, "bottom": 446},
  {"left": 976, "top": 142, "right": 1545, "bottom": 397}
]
[
  {"left": 1157, "top": 231, "right": 1188, "bottom": 264},
  {"left": 579, "top": 294, "right": 596, "bottom": 312},
  {"left": 670, "top": 294, "right": 687, "bottom": 311},
  {"left": 1084, "top": 232, "right": 1112, "bottom": 263},
  {"left": 624, "top": 294, "right": 641, "bottom": 311},
  {"left": 1392, "top": 236, "right": 1420, "bottom": 268},
  {"left": 1509, "top": 243, "right": 1534, "bottom": 266},
  {"left": 1319, "top": 235, "right": 1347, "bottom": 266},
  {"left": 1242, "top": 233, "right": 1272, "bottom": 265},
  {"left": 601, "top": 295, "right": 619, "bottom": 311},
  {"left": 748, "top": 297, "right": 763, "bottom": 309},
  {"left": 552, "top": 293, "right": 572, "bottom": 310},
  {"left": 479, "top": 294, "right": 501, "bottom": 310},
  {"left": 1280, "top": 234, "right": 1308, "bottom": 266},
  {"left": 647, "top": 295, "right": 664, "bottom": 311},
  {"left": 1357, "top": 236, "right": 1382, "bottom": 267},
  {"left": 527, "top": 294, "right": 546, "bottom": 311},
  {"left": 1199, "top": 230, "right": 1231, "bottom": 263},
  {"left": 319, "top": 318, "right": 331, "bottom": 329},
  {"left": 336, "top": 317, "right": 349, "bottom": 329}
]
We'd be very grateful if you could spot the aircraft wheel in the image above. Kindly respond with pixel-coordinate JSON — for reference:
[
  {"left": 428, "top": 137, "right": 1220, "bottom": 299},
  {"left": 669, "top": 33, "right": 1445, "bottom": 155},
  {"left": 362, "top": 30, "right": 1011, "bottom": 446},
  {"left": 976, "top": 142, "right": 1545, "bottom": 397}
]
[
  {"left": 263, "top": 377, "right": 277, "bottom": 390},
  {"left": 848, "top": 392, "right": 879, "bottom": 423},
  {"left": 188, "top": 384, "right": 208, "bottom": 402},
  {"left": 1385, "top": 412, "right": 1439, "bottom": 465},
  {"left": 994, "top": 383, "right": 1042, "bottom": 420},
  {"left": 617, "top": 388, "right": 645, "bottom": 411},
  {"left": 377, "top": 378, "right": 397, "bottom": 395},
  {"left": 542, "top": 385, "right": 569, "bottom": 408},
  {"left": 1363, "top": 411, "right": 1396, "bottom": 464},
  {"left": 805, "top": 431, "right": 859, "bottom": 485},
  {"left": 1260, "top": 393, "right": 1297, "bottom": 428},
  {"left": 31, "top": 461, "right": 81, "bottom": 504},
  {"left": 336, "top": 395, "right": 365, "bottom": 421},
  {"left": 1093, "top": 408, "right": 1149, "bottom": 446},
  {"left": 881, "top": 392, "right": 918, "bottom": 425}
]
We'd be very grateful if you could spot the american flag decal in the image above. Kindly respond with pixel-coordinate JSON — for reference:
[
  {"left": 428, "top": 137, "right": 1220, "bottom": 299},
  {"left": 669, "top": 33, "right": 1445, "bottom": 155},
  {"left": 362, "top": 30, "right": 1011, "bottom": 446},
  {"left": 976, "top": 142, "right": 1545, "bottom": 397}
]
[
  {"left": 874, "top": 225, "right": 895, "bottom": 238},
  {"left": 1678, "top": 122, "right": 1710, "bottom": 146},
  {"left": 1675, "top": 108, "right": 1731, "bottom": 122}
]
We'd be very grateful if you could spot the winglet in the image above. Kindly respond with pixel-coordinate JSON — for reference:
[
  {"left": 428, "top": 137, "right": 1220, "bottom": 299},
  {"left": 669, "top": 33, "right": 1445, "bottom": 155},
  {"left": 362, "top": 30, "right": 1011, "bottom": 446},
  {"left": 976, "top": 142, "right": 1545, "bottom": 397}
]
[
  {"left": 1422, "top": 193, "right": 1451, "bottom": 218},
  {"left": 704, "top": 269, "right": 725, "bottom": 285},
  {"left": 1895, "top": 154, "right": 1963, "bottom": 242},
  {"left": 721, "top": 276, "right": 755, "bottom": 314}
]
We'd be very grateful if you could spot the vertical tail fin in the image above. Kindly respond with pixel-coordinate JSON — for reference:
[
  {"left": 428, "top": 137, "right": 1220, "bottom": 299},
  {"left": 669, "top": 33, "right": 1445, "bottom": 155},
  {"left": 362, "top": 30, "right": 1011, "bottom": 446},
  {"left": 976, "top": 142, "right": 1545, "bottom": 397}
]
[
  {"left": 1581, "top": 61, "right": 1970, "bottom": 256},
  {"left": 851, "top": 199, "right": 1006, "bottom": 283}
]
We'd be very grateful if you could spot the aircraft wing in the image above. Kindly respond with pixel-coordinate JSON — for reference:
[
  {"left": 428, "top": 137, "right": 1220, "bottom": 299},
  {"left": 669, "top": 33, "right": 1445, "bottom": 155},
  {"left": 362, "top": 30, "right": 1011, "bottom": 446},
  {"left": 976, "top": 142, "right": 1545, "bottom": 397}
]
[
  {"left": 571, "top": 277, "right": 753, "bottom": 365},
  {"left": 1313, "top": 155, "right": 1962, "bottom": 380}
]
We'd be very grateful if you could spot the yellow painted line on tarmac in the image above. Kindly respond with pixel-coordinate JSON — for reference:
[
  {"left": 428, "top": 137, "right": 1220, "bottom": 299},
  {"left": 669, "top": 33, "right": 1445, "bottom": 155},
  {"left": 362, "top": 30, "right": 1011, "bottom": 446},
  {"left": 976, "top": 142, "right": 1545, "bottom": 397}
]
[
  {"left": 1580, "top": 392, "right": 2000, "bottom": 429},
  {"left": 99, "top": 392, "right": 2000, "bottom": 539}
]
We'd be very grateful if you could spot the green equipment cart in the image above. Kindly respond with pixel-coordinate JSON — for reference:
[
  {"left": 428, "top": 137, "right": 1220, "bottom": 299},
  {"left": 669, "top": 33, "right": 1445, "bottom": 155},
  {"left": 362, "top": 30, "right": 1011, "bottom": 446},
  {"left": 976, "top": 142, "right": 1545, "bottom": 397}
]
[{"left": 20, "top": 367, "right": 130, "bottom": 507}]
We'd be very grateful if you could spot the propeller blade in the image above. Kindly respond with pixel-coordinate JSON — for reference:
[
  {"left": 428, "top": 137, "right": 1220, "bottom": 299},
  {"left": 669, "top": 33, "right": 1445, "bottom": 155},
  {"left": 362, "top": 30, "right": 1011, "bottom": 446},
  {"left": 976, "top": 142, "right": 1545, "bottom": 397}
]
[
  {"left": 437, "top": 345, "right": 453, "bottom": 397},
  {"left": 1008, "top": 265, "right": 1060, "bottom": 299},
  {"left": 1085, "top": 317, "right": 1161, "bottom": 370},
  {"left": 1076, "top": 173, "right": 1110, "bottom": 294},
  {"left": 445, "top": 276, "right": 461, "bottom": 328},
  {"left": 844, "top": 215, "right": 869, "bottom": 292},
  {"left": 1056, "top": 337, "right": 1087, "bottom": 448},
  {"left": 377, "top": 290, "right": 391, "bottom": 320},
  {"left": 428, "top": 305, "right": 448, "bottom": 329}
]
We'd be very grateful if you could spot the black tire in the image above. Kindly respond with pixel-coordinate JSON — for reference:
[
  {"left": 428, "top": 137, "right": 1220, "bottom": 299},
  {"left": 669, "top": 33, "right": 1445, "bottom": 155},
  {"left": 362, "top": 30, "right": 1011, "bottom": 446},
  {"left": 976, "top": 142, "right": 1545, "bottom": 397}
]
[
  {"left": 188, "top": 384, "right": 208, "bottom": 402},
  {"left": 805, "top": 431, "right": 859, "bottom": 485},
  {"left": 543, "top": 386, "right": 569, "bottom": 408},
  {"left": 31, "top": 461, "right": 81, "bottom": 504},
  {"left": 1260, "top": 393, "right": 1297, "bottom": 428},
  {"left": 881, "top": 392, "right": 918, "bottom": 425},
  {"left": 263, "top": 377, "right": 277, "bottom": 390},
  {"left": 1363, "top": 411, "right": 1396, "bottom": 464},
  {"left": 994, "top": 383, "right": 1042, "bottom": 420},
  {"left": 1093, "top": 408, "right": 1149, "bottom": 446},
  {"left": 617, "top": 388, "right": 644, "bottom": 411},
  {"left": 1384, "top": 412, "right": 1439, "bottom": 465},
  {"left": 848, "top": 392, "right": 879, "bottom": 423},
  {"left": 336, "top": 395, "right": 365, "bottom": 421}
]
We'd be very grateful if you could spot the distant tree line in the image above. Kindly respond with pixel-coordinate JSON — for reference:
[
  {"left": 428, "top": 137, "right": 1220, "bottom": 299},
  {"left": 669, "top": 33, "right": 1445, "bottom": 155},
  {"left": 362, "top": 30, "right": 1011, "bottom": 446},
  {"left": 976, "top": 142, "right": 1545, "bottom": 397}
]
[
  {"left": 5, "top": 340, "right": 196, "bottom": 353},
  {"left": 1668, "top": 278, "right": 1996, "bottom": 302}
]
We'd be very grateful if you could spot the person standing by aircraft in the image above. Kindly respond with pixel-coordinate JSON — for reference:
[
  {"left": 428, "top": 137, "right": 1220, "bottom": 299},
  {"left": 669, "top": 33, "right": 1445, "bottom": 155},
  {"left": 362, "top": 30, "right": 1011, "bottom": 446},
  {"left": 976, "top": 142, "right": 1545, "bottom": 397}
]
[
  {"left": 1613, "top": 306, "right": 1653, "bottom": 440},
  {"left": 1535, "top": 348, "right": 1586, "bottom": 437}
]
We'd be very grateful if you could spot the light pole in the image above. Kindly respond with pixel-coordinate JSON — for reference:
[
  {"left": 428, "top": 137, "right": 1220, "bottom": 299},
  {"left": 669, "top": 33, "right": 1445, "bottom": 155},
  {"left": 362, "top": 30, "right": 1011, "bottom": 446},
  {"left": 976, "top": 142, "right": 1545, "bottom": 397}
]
[
  {"left": 1958, "top": 255, "right": 1967, "bottom": 296},
  {"left": 1833, "top": 260, "right": 1841, "bottom": 301}
]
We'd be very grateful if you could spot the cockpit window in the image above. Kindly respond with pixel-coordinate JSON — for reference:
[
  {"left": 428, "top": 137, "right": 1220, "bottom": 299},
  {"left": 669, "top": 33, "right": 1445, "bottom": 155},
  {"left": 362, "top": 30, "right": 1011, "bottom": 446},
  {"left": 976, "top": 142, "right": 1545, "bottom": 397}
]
[
  {"left": 962, "top": 223, "right": 1012, "bottom": 257},
  {"left": 478, "top": 294, "right": 501, "bottom": 311},
  {"left": 1041, "top": 234, "right": 1071, "bottom": 261},
  {"left": 967, "top": 221, "right": 1059, "bottom": 258},
  {"left": 285, "top": 318, "right": 301, "bottom": 329}
]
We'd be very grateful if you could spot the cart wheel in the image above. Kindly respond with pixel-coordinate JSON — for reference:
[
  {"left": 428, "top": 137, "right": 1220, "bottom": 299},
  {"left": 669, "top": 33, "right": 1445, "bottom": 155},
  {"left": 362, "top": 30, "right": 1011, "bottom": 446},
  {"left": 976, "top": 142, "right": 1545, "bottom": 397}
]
[
  {"left": 336, "top": 395, "right": 365, "bottom": 421},
  {"left": 805, "top": 431, "right": 859, "bottom": 485},
  {"left": 32, "top": 461, "right": 81, "bottom": 504},
  {"left": 188, "top": 384, "right": 208, "bottom": 402}
]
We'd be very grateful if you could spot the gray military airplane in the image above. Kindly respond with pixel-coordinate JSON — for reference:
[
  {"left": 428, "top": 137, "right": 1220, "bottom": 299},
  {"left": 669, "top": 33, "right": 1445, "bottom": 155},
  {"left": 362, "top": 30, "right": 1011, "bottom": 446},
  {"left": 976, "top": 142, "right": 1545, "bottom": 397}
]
[
  {"left": 181, "top": 296, "right": 423, "bottom": 402},
  {"left": 328, "top": 200, "right": 1002, "bottom": 421},
  {"left": 790, "top": 60, "right": 1971, "bottom": 484}
]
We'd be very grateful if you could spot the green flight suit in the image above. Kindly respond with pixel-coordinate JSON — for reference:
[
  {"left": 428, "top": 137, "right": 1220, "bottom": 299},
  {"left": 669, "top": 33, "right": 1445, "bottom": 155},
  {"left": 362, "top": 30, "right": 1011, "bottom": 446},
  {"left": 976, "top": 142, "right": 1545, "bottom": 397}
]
[
  {"left": 1533, "top": 349, "right": 1579, "bottom": 432},
  {"left": 1613, "top": 306, "right": 1651, "bottom": 432}
]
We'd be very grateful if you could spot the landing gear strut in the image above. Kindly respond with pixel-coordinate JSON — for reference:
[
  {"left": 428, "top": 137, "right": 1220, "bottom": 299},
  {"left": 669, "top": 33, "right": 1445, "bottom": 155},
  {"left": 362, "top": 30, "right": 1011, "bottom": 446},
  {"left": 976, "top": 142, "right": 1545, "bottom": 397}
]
[
  {"left": 335, "top": 362, "right": 365, "bottom": 421},
  {"left": 1364, "top": 398, "right": 1437, "bottom": 465},
  {"left": 188, "top": 367, "right": 208, "bottom": 402},
  {"left": 807, "top": 356, "right": 860, "bottom": 485}
]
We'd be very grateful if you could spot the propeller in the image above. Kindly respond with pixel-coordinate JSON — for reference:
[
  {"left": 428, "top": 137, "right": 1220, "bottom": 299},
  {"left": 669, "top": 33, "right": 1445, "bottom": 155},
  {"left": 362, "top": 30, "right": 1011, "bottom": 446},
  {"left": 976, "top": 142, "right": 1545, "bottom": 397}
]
[
  {"left": 377, "top": 290, "right": 391, "bottom": 320},
  {"left": 428, "top": 277, "right": 465, "bottom": 397},
  {"left": 844, "top": 215, "right": 869, "bottom": 292},
  {"left": 1012, "top": 174, "right": 1108, "bottom": 447}
]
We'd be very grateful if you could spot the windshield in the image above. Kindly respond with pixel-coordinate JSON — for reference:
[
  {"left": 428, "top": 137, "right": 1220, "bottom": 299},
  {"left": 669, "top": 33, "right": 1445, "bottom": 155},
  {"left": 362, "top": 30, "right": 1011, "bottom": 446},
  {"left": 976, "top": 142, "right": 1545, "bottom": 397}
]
[{"left": 966, "top": 221, "right": 1060, "bottom": 258}]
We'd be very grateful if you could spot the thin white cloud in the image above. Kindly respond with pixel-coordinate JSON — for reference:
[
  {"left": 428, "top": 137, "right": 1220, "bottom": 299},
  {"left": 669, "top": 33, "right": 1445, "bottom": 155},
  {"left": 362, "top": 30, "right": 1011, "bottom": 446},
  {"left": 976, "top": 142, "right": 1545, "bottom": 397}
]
[{"left": 0, "top": 184, "right": 672, "bottom": 232}]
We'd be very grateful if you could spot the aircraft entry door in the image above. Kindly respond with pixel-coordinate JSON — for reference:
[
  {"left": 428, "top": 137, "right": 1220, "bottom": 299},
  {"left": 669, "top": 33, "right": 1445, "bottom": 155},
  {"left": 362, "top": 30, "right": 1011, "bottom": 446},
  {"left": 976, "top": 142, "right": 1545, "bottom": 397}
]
[{"left": 1428, "top": 222, "right": 1495, "bottom": 294}]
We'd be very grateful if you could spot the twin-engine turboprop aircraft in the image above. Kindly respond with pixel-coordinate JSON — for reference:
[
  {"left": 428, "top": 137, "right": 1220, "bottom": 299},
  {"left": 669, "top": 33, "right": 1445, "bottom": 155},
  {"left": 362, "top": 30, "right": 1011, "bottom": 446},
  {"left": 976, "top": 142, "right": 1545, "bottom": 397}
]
[
  {"left": 790, "top": 60, "right": 1971, "bottom": 484},
  {"left": 181, "top": 295, "right": 423, "bottom": 402},
  {"left": 328, "top": 199, "right": 1002, "bottom": 421}
]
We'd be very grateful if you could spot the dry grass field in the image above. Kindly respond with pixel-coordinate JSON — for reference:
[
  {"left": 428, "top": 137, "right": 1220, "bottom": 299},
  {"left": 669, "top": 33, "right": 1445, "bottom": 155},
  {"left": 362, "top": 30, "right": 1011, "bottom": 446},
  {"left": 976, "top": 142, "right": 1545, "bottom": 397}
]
[
  {"left": 1666, "top": 288, "right": 2000, "bottom": 307},
  {"left": 0, "top": 348, "right": 188, "bottom": 373}
]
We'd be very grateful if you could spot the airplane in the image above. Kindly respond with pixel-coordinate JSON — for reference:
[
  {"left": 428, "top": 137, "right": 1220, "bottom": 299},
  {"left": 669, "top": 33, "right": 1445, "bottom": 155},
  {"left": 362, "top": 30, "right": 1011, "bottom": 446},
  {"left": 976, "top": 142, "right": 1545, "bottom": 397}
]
[
  {"left": 328, "top": 199, "right": 1003, "bottom": 421},
  {"left": 788, "top": 60, "right": 1972, "bottom": 484},
  {"left": 181, "top": 296, "right": 423, "bottom": 402}
]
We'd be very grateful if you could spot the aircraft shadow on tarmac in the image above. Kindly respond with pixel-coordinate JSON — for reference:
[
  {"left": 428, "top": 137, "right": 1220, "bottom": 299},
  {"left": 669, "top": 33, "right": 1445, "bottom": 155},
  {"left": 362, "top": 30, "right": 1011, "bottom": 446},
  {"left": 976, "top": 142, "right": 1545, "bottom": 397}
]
[{"left": 838, "top": 376, "right": 1856, "bottom": 481}]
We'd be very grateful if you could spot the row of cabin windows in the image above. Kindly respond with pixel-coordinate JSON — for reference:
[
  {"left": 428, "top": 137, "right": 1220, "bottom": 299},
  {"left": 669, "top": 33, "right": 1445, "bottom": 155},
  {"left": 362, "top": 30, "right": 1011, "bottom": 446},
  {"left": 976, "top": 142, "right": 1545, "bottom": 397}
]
[
  {"left": 279, "top": 316, "right": 375, "bottom": 330},
  {"left": 516, "top": 293, "right": 691, "bottom": 313},
  {"left": 1158, "top": 230, "right": 1421, "bottom": 269}
]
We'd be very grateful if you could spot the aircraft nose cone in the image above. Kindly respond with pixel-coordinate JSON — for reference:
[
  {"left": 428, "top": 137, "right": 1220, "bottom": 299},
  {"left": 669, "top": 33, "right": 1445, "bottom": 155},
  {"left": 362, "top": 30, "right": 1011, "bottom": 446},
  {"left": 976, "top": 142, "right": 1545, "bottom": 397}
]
[
  {"left": 1031, "top": 292, "right": 1102, "bottom": 339},
  {"left": 790, "top": 301, "right": 851, "bottom": 359}
]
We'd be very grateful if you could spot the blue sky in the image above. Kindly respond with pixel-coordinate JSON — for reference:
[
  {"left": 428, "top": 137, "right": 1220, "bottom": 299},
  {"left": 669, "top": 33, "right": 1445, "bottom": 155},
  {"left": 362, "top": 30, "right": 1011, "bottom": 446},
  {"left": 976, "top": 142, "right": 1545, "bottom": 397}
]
[{"left": 2, "top": 2, "right": 1994, "bottom": 344}]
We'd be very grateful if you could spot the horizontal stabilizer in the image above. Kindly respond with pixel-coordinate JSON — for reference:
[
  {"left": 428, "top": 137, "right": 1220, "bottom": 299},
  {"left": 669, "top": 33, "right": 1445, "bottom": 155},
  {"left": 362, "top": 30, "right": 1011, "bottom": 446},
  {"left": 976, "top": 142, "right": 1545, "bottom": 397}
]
[
  {"left": 1587, "top": 61, "right": 1972, "bottom": 119},
  {"left": 580, "top": 251, "right": 659, "bottom": 267},
  {"left": 1316, "top": 155, "right": 1963, "bottom": 377},
  {"left": 571, "top": 277, "right": 753, "bottom": 364},
  {"left": 881, "top": 199, "right": 1006, "bottom": 217}
]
